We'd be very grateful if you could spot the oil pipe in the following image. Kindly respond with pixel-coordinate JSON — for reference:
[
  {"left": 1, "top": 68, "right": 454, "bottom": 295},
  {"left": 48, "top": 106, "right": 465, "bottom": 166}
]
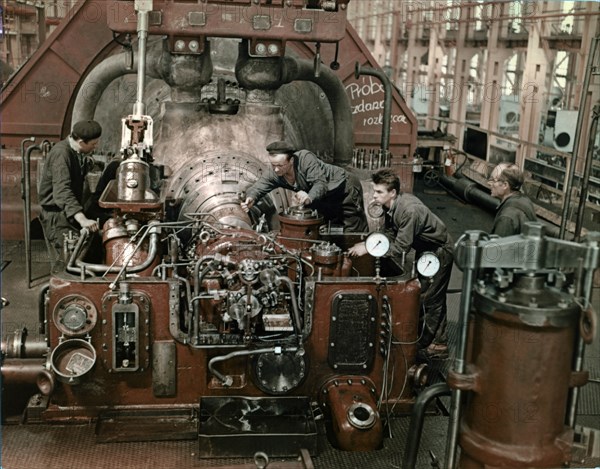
[
  {"left": 21, "top": 138, "right": 50, "bottom": 289},
  {"left": 438, "top": 173, "right": 563, "bottom": 238},
  {"left": 353, "top": 63, "right": 392, "bottom": 154},
  {"left": 402, "top": 383, "right": 451, "bottom": 469},
  {"left": 1, "top": 328, "right": 48, "bottom": 359},
  {"left": 208, "top": 346, "right": 298, "bottom": 387},
  {"left": 65, "top": 227, "right": 160, "bottom": 276},
  {"left": 1, "top": 359, "right": 55, "bottom": 396}
]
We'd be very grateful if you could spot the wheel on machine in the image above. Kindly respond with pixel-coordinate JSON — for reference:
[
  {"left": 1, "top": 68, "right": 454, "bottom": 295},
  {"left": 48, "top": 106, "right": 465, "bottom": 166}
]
[{"left": 423, "top": 169, "right": 440, "bottom": 187}]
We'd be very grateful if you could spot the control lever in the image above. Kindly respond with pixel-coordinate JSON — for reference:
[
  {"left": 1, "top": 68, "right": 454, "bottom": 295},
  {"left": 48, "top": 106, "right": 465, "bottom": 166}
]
[
  {"left": 313, "top": 42, "right": 321, "bottom": 77},
  {"left": 330, "top": 42, "right": 340, "bottom": 70}
]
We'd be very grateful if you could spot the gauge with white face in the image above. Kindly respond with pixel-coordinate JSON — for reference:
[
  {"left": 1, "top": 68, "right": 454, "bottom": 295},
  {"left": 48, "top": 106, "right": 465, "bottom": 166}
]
[
  {"left": 416, "top": 251, "right": 440, "bottom": 277},
  {"left": 365, "top": 232, "right": 390, "bottom": 258}
]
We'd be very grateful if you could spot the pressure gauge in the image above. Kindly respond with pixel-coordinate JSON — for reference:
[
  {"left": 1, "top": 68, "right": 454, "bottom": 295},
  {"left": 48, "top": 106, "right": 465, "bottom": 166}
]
[
  {"left": 416, "top": 251, "right": 441, "bottom": 277},
  {"left": 365, "top": 232, "right": 390, "bottom": 258}
]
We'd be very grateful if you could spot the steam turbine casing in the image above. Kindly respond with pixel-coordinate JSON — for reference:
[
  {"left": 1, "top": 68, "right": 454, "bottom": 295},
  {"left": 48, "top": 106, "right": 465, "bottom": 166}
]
[{"left": 154, "top": 96, "right": 289, "bottom": 227}]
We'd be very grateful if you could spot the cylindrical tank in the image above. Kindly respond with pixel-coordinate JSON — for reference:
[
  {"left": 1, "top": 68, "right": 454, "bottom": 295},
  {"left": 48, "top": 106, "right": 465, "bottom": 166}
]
[
  {"left": 277, "top": 207, "right": 323, "bottom": 251},
  {"left": 117, "top": 158, "right": 152, "bottom": 201},
  {"left": 451, "top": 273, "right": 583, "bottom": 468},
  {"left": 309, "top": 242, "right": 352, "bottom": 277}
]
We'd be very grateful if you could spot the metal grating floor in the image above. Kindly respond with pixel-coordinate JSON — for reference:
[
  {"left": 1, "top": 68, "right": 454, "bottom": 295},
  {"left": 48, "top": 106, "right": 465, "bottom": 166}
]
[{"left": 0, "top": 415, "right": 448, "bottom": 469}]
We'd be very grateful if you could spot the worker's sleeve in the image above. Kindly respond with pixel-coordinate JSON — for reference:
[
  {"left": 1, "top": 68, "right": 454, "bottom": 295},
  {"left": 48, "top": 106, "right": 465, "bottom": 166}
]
[
  {"left": 300, "top": 153, "right": 329, "bottom": 202},
  {"left": 245, "top": 173, "right": 282, "bottom": 202},
  {"left": 388, "top": 207, "right": 420, "bottom": 258}
]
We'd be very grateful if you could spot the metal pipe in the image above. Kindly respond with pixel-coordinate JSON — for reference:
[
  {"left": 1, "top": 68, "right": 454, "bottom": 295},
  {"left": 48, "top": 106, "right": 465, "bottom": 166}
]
[
  {"left": 282, "top": 58, "right": 354, "bottom": 166},
  {"left": 574, "top": 102, "right": 600, "bottom": 241},
  {"left": 1, "top": 358, "right": 55, "bottom": 395},
  {"left": 20, "top": 138, "right": 36, "bottom": 289},
  {"left": 438, "top": 174, "right": 563, "bottom": 238},
  {"left": 276, "top": 275, "right": 303, "bottom": 342},
  {"left": 72, "top": 51, "right": 139, "bottom": 124},
  {"left": 65, "top": 228, "right": 160, "bottom": 276},
  {"left": 208, "top": 346, "right": 298, "bottom": 387},
  {"left": 560, "top": 36, "right": 599, "bottom": 239},
  {"left": 1, "top": 328, "right": 47, "bottom": 359},
  {"left": 354, "top": 63, "right": 392, "bottom": 153},
  {"left": 439, "top": 174, "right": 499, "bottom": 212},
  {"left": 235, "top": 47, "right": 354, "bottom": 166},
  {"left": 403, "top": 383, "right": 451, "bottom": 469},
  {"left": 38, "top": 282, "right": 49, "bottom": 335},
  {"left": 133, "top": 0, "right": 151, "bottom": 117},
  {"left": 566, "top": 233, "right": 600, "bottom": 427},
  {"left": 444, "top": 232, "right": 479, "bottom": 469}
]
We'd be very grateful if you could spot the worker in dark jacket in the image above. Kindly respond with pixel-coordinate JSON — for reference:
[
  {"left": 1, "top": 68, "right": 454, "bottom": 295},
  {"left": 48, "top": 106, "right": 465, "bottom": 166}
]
[
  {"left": 38, "top": 120, "right": 102, "bottom": 270},
  {"left": 241, "top": 141, "right": 369, "bottom": 232},
  {"left": 488, "top": 163, "right": 537, "bottom": 236},
  {"left": 349, "top": 169, "right": 453, "bottom": 359}
]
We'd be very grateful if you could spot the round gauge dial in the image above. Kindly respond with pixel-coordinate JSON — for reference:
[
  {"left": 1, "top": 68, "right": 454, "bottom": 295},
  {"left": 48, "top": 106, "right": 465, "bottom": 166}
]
[
  {"left": 416, "top": 251, "right": 441, "bottom": 277},
  {"left": 365, "top": 232, "right": 390, "bottom": 258}
]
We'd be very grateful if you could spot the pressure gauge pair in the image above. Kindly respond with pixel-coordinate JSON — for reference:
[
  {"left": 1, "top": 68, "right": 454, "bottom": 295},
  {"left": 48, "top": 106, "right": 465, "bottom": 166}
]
[{"left": 365, "top": 233, "right": 440, "bottom": 277}]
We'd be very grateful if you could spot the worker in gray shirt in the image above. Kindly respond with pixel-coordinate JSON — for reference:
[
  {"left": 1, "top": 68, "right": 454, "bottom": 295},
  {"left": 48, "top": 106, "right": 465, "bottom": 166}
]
[
  {"left": 349, "top": 169, "right": 453, "bottom": 359},
  {"left": 38, "top": 120, "right": 101, "bottom": 270},
  {"left": 242, "top": 141, "right": 368, "bottom": 232}
]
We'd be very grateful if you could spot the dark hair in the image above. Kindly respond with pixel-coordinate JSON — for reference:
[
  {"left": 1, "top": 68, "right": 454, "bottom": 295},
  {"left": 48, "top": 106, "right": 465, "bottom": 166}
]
[
  {"left": 266, "top": 140, "right": 295, "bottom": 155},
  {"left": 499, "top": 164, "right": 524, "bottom": 191},
  {"left": 372, "top": 169, "right": 400, "bottom": 193}
]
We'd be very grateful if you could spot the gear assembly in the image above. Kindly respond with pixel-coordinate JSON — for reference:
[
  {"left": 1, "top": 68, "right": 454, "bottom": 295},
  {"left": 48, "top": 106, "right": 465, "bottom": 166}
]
[{"left": 1, "top": 1, "right": 599, "bottom": 468}]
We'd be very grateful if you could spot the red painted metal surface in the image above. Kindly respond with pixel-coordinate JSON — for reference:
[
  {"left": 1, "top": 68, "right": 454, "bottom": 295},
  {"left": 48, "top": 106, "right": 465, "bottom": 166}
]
[
  {"left": 42, "top": 274, "right": 420, "bottom": 419},
  {"left": 452, "top": 302, "right": 580, "bottom": 468},
  {"left": 106, "top": 0, "right": 349, "bottom": 43}
]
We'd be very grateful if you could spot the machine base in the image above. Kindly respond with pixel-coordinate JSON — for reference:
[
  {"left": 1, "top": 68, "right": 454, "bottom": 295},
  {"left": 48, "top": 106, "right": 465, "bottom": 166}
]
[{"left": 198, "top": 396, "right": 318, "bottom": 458}]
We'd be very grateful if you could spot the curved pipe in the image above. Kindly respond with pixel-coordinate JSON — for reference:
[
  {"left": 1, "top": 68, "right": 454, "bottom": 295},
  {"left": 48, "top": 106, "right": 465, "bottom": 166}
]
[
  {"left": 72, "top": 39, "right": 213, "bottom": 123},
  {"left": 66, "top": 228, "right": 160, "bottom": 275},
  {"left": 354, "top": 63, "right": 392, "bottom": 153},
  {"left": 276, "top": 275, "right": 303, "bottom": 342},
  {"left": 1, "top": 358, "right": 55, "bottom": 396},
  {"left": 208, "top": 346, "right": 298, "bottom": 387},
  {"left": 402, "top": 383, "right": 451, "bottom": 469},
  {"left": 72, "top": 51, "right": 140, "bottom": 123},
  {"left": 235, "top": 45, "right": 354, "bottom": 166},
  {"left": 22, "top": 139, "right": 49, "bottom": 289}
]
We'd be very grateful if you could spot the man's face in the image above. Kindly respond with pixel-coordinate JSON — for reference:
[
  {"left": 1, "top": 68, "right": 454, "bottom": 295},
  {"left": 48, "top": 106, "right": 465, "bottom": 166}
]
[
  {"left": 269, "top": 153, "right": 293, "bottom": 177},
  {"left": 372, "top": 183, "right": 396, "bottom": 209},
  {"left": 488, "top": 166, "right": 509, "bottom": 199},
  {"left": 78, "top": 138, "right": 100, "bottom": 154}
]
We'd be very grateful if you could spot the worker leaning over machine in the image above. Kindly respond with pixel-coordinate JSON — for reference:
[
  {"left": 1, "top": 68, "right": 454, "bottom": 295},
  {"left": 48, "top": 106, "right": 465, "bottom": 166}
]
[
  {"left": 241, "top": 140, "right": 369, "bottom": 233},
  {"left": 349, "top": 169, "right": 454, "bottom": 360},
  {"left": 38, "top": 120, "right": 102, "bottom": 271}
]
